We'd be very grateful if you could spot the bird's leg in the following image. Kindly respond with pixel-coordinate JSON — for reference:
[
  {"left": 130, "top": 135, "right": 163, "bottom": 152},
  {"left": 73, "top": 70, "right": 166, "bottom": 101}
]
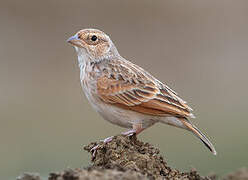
[
  {"left": 90, "top": 136, "right": 114, "bottom": 158},
  {"left": 90, "top": 124, "right": 144, "bottom": 158},
  {"left": 101, "top": 136, "right": 114, "bottom": 143},
  {"left": 122, "top": 123, "right": 144, "bottom": 136}
]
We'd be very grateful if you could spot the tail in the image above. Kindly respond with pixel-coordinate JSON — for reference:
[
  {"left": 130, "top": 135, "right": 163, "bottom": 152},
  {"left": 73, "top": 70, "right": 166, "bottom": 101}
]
[{"left": 181, "top": 118, "right": 217, "bottom": 155}]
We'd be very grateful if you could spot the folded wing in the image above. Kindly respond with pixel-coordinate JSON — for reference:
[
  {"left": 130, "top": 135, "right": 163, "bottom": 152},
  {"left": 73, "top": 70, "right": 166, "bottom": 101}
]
[{"left": 96, "top": 59, "right": 194, "bottom": 118}]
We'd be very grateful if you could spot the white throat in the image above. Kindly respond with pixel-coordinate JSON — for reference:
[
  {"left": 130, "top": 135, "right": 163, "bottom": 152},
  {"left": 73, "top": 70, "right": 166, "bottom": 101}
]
[
  {"left": 74, "top": 47, "right": 91, "bottom": 82},
  {"left": 74, "top": 47, "right": 88, "bottom": 67}
]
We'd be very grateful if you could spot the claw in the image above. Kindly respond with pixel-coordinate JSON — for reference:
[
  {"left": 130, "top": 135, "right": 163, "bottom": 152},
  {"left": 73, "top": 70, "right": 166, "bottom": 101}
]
[
  {"left": 90, "top": 136, "right": 114, "bottom": 159},
  {"left": 89, "top": 126, "right": 143, "bottom": 160},
  {"left": 90, "top": 144, "right": 99, "bottom": 159}
]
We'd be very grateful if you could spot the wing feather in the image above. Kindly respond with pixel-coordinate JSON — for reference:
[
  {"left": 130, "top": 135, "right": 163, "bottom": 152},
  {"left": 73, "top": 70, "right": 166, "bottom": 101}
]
[{"left": 96, "top": 59, "right": 194, "bottom": 118}]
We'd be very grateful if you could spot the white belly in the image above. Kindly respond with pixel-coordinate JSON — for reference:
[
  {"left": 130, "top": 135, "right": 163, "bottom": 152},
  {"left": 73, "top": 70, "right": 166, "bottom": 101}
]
[{"left": 83, "top": 85, "right": 157, "bottom": 129}]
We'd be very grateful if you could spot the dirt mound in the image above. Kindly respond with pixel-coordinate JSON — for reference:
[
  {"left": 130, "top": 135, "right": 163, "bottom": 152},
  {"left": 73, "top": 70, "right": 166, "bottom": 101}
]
[
  {"left": 17, "top": 135, "right": 248, "bottom": 180},
  {"left": 82, "top": 135, "right": 213, "bottom": 180}
]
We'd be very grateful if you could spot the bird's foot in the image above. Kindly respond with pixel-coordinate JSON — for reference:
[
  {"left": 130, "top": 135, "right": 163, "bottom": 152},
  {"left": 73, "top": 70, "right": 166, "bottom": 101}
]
[
  {"left": 122, "top": 125, "right": 144, "bottom": 136},
  {"left": 90, "top": 126, "right": 143, "bottom": 160},
  {"left": 90, "top": 136, "right": 114, "bottom": 159},
  {"left": 121, "top": 129, "right": 137, "bottom": 136}
]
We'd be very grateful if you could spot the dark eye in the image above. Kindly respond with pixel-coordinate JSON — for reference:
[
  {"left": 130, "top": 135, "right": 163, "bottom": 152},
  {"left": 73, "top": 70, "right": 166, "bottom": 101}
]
[{"left": 91, "top": 35, "right": 97, "bottom": 41}]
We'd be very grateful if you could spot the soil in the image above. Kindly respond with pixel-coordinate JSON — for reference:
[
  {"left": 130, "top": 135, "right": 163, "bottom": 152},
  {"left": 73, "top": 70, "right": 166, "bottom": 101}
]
[{"left": 17, "top": 135, "right": 248, "bottom": 180}]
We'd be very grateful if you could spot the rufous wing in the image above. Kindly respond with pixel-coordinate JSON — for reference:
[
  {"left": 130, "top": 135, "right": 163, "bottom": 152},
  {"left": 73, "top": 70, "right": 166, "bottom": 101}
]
[{"left": 96, "top": 60, "right": 194, "bottom": 118}]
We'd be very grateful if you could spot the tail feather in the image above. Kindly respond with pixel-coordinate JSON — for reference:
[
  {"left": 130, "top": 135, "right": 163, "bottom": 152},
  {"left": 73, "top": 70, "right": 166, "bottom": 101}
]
[{"left": 181, "top": 118, "right": 217, "bottom": 155}]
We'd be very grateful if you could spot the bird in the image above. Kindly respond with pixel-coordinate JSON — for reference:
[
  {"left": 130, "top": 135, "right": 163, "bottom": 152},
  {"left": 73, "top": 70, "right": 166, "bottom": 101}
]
[{"left": 67, "top": 28, "right": 217, "bottom": 155}]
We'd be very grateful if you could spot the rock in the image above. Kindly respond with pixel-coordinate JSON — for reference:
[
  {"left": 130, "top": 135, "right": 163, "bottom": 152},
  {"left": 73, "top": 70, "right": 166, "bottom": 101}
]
[
  {"left": 223, "top": 168, "right": 248, "bottom": 180},
  {"left": 17, "top": 173, "right": 41, "bottom": 180}
]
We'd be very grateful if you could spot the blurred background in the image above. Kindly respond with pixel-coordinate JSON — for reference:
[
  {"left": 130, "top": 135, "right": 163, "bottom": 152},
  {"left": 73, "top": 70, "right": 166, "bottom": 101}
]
[{"left": 1, "top": 0, "right": 248, "bottom": 179}]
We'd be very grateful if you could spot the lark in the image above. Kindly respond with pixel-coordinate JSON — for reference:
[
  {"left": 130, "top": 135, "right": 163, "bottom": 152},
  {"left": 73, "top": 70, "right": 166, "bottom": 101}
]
[{"left": 67, "top": 28, "right": 216, "bottom": 155}]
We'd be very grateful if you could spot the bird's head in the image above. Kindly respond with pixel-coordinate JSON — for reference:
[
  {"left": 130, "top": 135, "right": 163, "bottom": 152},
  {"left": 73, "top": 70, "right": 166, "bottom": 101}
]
[{"left": 67, "top": 29, "right": 119, "bottom": 61}]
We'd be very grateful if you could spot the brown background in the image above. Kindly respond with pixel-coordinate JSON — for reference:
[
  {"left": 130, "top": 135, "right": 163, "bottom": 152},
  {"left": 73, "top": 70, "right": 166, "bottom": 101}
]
[{"left": 1, "top": 0, "right": 248, "bottom": 179}]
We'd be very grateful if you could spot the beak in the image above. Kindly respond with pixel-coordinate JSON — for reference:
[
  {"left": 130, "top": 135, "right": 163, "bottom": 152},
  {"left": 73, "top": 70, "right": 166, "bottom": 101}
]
[
  {"left": 67, "top": 34, "right": 79, "bottom": 42},
  {"left": 67, "top": 34, "right": 83, "bottom": 48}
]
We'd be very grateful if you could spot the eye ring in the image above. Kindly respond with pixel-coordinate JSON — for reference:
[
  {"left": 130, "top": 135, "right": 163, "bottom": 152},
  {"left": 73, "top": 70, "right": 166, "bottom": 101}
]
[{"left": 91, "top": 35, "right": 98, "bottom": 41}]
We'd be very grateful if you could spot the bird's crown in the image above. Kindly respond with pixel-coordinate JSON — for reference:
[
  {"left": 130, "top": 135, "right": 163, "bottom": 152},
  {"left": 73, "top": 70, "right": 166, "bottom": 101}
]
[{"left": 67, "top": 28, "right": 119, "bottom": 60}]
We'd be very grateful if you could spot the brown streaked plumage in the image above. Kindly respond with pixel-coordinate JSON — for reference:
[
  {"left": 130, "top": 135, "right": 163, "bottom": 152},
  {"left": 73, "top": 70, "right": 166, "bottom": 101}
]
[
  {"left": 67, "top": 28, "right": 217, "bottom": 155},
  {"left": 96, "top": 59, "right": 193, "bottom": 118}
]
